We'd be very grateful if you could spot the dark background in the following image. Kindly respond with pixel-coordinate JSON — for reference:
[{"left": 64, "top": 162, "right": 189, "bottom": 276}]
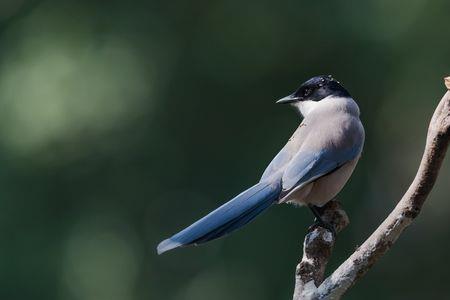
[{"left": 1, "top": 0, "right": 450, "bottom": 299}]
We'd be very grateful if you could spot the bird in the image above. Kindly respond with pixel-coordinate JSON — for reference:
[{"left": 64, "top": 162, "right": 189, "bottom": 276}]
[{"left": 157, "top": 75, "right": 364, "bottom": 255}]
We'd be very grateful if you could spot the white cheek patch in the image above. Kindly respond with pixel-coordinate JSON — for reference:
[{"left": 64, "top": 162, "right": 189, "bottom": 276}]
[
  {"left": 295, "top": 100, "right": 318, "bottom": 116},
  {"left": 294, "top": 96, "right": 358, "bottom": 117}
]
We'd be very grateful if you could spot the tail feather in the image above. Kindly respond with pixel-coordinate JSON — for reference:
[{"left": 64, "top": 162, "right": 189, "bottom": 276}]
[{"left": 157, "top": 180, "right": 281, "bottom": 254}]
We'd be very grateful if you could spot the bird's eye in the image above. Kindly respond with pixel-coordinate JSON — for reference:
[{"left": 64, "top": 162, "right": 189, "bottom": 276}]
[{"left": 304, "top": 88, "right": 312, "bottom": 97}]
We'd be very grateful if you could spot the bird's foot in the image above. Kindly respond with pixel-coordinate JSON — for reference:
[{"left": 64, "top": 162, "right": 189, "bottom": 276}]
[
  {"left": 308, "top": 204, "right": 337, "bottom": 238},
  {"left": 309, "top": 219, "right": 337, "bottom": 238}
]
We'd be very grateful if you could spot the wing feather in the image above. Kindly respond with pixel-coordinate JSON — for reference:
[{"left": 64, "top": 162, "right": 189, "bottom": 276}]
[{"left": 281, "top": 146, "right": 361, "bottom": 192}]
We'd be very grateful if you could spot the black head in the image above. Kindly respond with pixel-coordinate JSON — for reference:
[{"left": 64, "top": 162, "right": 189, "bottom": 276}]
[{"left": 277, "top": 75, "right": 350, "bottom": 104}]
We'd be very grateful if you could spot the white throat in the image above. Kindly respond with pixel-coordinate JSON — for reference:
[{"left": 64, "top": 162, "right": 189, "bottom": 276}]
[
  {"left": 294, "top": 100, "right": 316, "bottom": 116},
  {"left": 293, "top": 96, "right": 360, "bottom": 117}
]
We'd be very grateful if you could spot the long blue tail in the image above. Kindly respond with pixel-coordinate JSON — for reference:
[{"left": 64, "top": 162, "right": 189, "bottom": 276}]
[{"left": 157, "top": 180, "right": 282, "bottom": 254}]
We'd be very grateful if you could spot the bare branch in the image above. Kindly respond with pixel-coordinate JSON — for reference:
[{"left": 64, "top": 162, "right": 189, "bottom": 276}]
[
  {"left": 292, "top": 201, "right": 349, "bottom": 300},
  {"left": 293, "top": 77, "right": 450, "bottom": 300}
]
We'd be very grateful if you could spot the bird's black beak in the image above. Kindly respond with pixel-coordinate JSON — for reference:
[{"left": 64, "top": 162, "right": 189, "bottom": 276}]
[{"left": 276, "top": 94, "right": 302, "bottom": 104}]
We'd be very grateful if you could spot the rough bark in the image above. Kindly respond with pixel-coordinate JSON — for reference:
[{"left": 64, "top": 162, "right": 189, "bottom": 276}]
[
  {"left": 293, "top": 201, "right": 349, "bottom": 299},
  {"left": 293, "top": 77, "right": 450, "bottom": 300}
]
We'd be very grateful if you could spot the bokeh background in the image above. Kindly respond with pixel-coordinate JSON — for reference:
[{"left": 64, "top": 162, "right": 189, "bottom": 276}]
[{"left": 0, "top": 0, "right": 449, "bottom": 299}]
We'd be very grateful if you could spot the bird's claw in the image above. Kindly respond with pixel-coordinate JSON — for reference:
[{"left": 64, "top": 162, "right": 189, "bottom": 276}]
[{"left": 309, "top": 218, "right": 337, "bottom": 238}]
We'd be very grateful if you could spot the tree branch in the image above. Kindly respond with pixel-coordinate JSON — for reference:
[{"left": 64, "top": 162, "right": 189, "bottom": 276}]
[
  {"left": 293, "top": 77, "right": 450, "bottom": 300},
  {"left": 293, "top": 201, "right": 349, "bottom": 299}
]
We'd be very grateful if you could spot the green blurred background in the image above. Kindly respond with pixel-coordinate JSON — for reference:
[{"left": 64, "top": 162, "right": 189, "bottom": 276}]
[{"left": 0, "top": 0, "right": 449, "bottom": 299}]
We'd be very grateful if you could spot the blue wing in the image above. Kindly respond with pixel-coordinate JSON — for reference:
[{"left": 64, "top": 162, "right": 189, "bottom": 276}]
[
  {"left": 260, "top": 147, "right": 293, "bottom": 182},
  {"left": 281, "top": 145, "right": 362, "bottom": 193}
]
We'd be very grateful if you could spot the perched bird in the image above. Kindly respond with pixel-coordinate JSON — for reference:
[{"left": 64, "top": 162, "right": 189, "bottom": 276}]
[{"left": 157, "top": 75, "right": 364, "bottom": 255}]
